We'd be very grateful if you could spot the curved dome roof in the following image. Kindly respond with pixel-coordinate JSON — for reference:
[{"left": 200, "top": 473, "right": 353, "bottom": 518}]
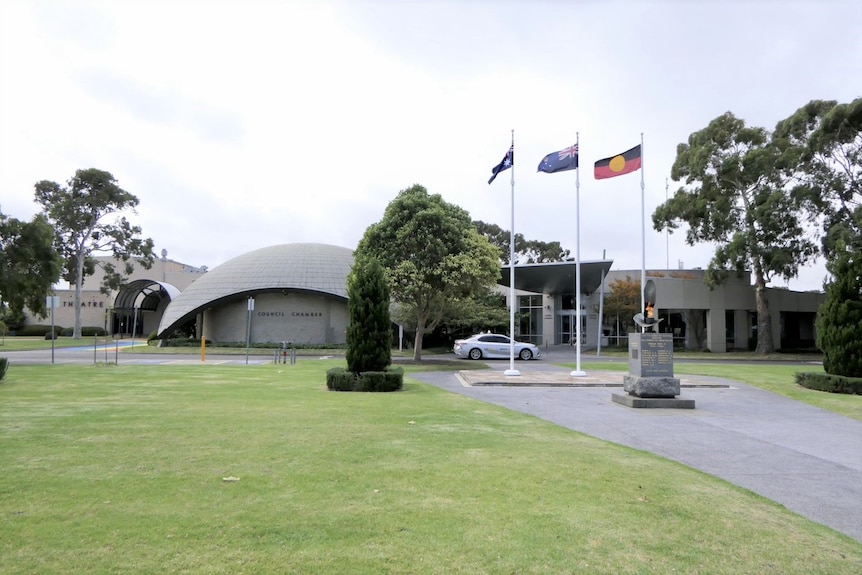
[{"left": 157, "top": 243, "right": 354, "bottom": 336}]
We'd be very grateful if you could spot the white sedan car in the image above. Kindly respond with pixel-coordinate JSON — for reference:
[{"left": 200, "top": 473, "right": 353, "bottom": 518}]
[{"left": 453, "top": 333, "right": 542, "bottom": 361}]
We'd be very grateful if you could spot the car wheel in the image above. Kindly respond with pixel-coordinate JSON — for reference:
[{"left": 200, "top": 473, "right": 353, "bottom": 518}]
[
  {"left": 519, "top": 348, "right": 533, "bottom": 361},
  {"left": 468, "top": 348, "right": 482, "bottom": 360}
]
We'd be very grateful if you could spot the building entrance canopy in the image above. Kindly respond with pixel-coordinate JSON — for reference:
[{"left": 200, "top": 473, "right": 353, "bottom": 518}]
[
  {"left": 113, "top": 280, "right": 180, "bottom": 311},
  {"left": 497, "top": 260, "right": 614, "bottom": 295}
]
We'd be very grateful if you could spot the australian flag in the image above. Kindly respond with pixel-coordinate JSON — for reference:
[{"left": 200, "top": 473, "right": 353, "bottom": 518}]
[
  {"left": 537, "top": 144, "right": 579, "bottom": 174},
  {"left": 488, "top": 145, "right": 514, "bottom": 184}
]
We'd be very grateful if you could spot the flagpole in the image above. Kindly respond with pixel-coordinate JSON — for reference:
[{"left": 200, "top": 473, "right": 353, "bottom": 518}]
[
  {"left": 571, "top": 132, "right": 586, "bottom": 377},
  {"left": 640, "top": 132, "right": 646, "bottom": 331},
  {"left": 505, "top": 129, "right": 520, "bottom": 376},
  {"left": 665, "top": 177, "right": 669, "bottom": 270},
  {"left": 596, "top": 266, "right": 604, "bottom": 357}
]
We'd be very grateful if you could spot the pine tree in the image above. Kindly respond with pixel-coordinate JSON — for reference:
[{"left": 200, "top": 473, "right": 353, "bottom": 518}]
[
  {"left": 346, "top": 254, "right": 392, "bottom": 374},
  {"left": 816, "top": 245, "right": 862, "bottom": 377}
]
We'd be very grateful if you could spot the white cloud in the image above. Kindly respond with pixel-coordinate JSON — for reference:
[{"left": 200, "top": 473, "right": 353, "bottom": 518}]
[{"left": 2, "top": 0, "right": 859, "bottom": 291}]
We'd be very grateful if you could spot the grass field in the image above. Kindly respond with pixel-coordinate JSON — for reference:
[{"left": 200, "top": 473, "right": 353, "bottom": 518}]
[
  {"left": 0, "top": 336, "right": 98, "bottom": 351},
  {"left": 1, "top": 361, "right": 860, "bottom": 574}
]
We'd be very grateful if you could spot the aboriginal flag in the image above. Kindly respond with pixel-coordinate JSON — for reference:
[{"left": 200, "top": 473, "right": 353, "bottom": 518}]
[{"left": 594, "top": 145, "right": 642, "bottom": 179}]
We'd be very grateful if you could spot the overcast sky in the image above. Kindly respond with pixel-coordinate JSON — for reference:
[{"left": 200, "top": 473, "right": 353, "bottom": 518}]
[{"left": 2, "top": 0, "right": 860, "bottom": 292}]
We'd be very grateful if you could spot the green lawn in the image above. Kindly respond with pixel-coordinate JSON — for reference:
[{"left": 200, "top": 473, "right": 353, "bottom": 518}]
[
  {"left": 0, "top": 336, "right": 101, "bottom": 351},
  {"left": 1, "top": 362, "right": 859, "bottom": 574}
]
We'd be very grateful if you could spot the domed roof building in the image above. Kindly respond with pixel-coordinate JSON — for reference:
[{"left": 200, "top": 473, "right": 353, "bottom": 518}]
[{"left": 157, "top": 243, "right": 354, "bottom": 344}]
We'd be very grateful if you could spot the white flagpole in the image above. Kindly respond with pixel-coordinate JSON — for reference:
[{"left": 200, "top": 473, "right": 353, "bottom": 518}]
[
  {"left": 640, "top": 132, "right": 646, "bottom": 331},
  {"left": 596, "top": 267, "right": 604, "bottom": 357},
  {"left": 571, "top": 132, "right": 586, "bottom": 377},
  {"left": 668, "top": 178, "right": 670, "bottom": 270},
  {"left": 505, "top": 129, "right": 520, "bottom": 376}
]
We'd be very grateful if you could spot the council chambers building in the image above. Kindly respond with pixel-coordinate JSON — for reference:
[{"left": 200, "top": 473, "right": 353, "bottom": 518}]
[{"left": 22, "top": 242, "right": 824, "bottom": 352}]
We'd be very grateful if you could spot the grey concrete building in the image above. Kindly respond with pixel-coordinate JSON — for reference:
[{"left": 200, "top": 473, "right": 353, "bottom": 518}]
[
  {"left": 156, "top": 243, "right": 353, "bottom": 344},
  {"left": 21, "top": 253, "right": 206, "bottom": 336},
  {"left": 500, "top": 262, "right": 823, "bottom": 352},
  {"left": 22, "top": 243, "right": 823, "bottom": 352}
]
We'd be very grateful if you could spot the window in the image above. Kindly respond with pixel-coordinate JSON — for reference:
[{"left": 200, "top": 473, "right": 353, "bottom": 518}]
[{"left": 518, "top": 295, "right": 543, "bottom": 344}]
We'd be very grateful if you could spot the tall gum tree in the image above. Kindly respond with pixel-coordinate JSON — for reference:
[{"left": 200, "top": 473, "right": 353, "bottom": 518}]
[
  {"left": 773, "top": 98, "right": 861, "bottom": 258},
  {"left": 776, "top": 99, "right": 861, "bottom": 368},
  {"left": 356, "top": 184, "right": 500, "bottom": 361},
  {"left": 473, "top": 220, "right": 571, "bottom": 264},
  {"left": 653, "top": 112, "right": 817, "bottom": 354},
  {"left": 34, "top": 168, "right": 155, "bottom": 338}
]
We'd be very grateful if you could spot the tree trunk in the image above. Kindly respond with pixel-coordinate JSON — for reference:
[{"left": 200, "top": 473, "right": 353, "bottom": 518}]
[
  {"left": 753, "top": 270, "right": 774, "bottom": 354},
  {"left": 412, "top": 329, "right": 424, "bottom": 362},
  {"left": 74, "top": 249, "right": 84, "bottom": 339},
  {"left": 683, "top": 310, "right": 706, "bottom": 350}
]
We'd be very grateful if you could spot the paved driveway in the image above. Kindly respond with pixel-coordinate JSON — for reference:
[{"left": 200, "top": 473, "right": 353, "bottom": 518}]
[{"left": 409, "top": 362, "right": 862, "bottom": 543}]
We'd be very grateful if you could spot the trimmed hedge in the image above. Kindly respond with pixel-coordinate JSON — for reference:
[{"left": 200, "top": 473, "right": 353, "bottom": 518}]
[
  {"left": 160, "top": 339, "right": 348, "bottom": 350},
  {"left": 59, "top": 326, "right": 107, "bottom": 337},
  {"left": 160, "top": 338, "right": 213, "bottom": 348},
  {"left": 326, "top": 366, "right": 404, "bottom": 392},
  {"left": 17, "top": 325, "right": 64, "bottom": 337},
  {"left": 795, "top": 372, "right": 862, "bottom": 395}
]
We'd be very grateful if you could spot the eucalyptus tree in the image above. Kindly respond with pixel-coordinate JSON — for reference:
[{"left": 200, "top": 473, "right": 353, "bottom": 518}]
[
  {"left": 473, "top": 220, "right": 571, "bottom": 264},
  {"left": 773, "top": 98, "right": 862, "bottom": 257},
  {"left": 775, "top": 99, "right": 862, "bottom": 369},
  {"left": 653, "top": 112, "right": 817, "bottom": 354},
  {"left": 34, "top": 168, "right": 155, "bottom": 338},
  {"left": 357, "top": 185, "right": 500, "bottom": 361}
]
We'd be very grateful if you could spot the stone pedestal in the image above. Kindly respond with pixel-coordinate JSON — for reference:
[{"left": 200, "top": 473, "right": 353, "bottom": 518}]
[
  {"left": 623, "top": 374, "right": 680, "bottom": 397},
  {"left": 618, "top": 332, "right": 694, "bottom": 409}
]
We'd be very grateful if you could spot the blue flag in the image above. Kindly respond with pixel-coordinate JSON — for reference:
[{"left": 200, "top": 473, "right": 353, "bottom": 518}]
[
  {"left": 537, "top": 144, "right": 579, "bottom": 174},
  {"left": 488, "top": 145, "right": 514, "bottom": 184}
]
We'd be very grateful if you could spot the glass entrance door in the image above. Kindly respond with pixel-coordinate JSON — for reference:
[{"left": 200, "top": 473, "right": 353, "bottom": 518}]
[{"left": 557, "top": 312, "right": 586, "bottom": 345}]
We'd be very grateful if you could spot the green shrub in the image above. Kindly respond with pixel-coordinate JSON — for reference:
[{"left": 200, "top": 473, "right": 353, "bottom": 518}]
[
  {"left": 795, "top": 371, "right": 862, "bottom": 395},
  {"left": 160, "top": 338, "right": 212, "bottom": 348},
  {"left": 0, "top": 308, "right": 25, "bottom": 333},
  {"left": 326, "top": 366, "right": 403, "bottom": 392},
  {"left": 159, "top": 339, "right": 347, "bottom": 350},
  {"left": 43, "top": 326, "right": 64, "bottom": 339},
  {"left": 0, "top": 357, "right": 8, "bottom": 381},
  {"left": 18, "top": 324, "right": 62, "bottom": 337},
  {"left": 59, "top": 326, "right": 106, "bottom": 337}
]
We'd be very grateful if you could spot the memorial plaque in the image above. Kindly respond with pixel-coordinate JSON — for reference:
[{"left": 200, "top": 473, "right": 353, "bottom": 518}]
[{"left": 628, "top": 333, "right": 674, "bottom": 377}]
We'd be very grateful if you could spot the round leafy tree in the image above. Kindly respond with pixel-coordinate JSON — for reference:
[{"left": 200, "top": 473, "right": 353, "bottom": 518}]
[
  {"left": 356, "top": 184, "right": 500, "bottom": 360},
  {"left": 816, "top": 245, "right": 862, "bottom": 377},
  {"left": 346, "top": 253, "right": 392, "bottom": 374}
]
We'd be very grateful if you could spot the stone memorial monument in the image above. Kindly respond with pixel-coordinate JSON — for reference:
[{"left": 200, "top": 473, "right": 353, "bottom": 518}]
[{"left": 612, "top": 279, "right": 695, "bottom": 409}]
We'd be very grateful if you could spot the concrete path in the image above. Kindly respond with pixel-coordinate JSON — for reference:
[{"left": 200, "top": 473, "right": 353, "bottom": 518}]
[{"left": 409, "top": 362, "right": 862, "bottom": 543}]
